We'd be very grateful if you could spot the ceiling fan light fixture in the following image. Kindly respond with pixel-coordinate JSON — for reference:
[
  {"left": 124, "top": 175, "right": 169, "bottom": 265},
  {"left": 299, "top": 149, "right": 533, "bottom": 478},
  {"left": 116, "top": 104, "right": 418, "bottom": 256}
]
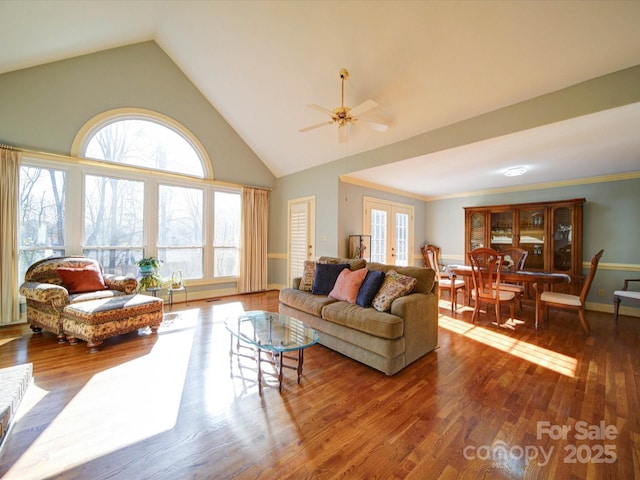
[
  {"left": 504, "top": 166, "right": 527, "bottom": 177},
  {"left": 299, "top": 68, "right": 388, "bottom": 141}
]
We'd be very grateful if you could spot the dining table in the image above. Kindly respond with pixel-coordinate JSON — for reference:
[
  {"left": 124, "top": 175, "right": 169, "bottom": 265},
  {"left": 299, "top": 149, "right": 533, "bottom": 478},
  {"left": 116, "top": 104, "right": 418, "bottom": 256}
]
[{"left": 445, "top": 264, "right": 571, "bottom": 329}]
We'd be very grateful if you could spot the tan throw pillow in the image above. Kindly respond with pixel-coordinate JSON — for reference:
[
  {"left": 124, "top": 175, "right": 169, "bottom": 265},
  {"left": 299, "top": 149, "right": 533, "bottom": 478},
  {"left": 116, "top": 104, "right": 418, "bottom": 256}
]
[
  {"left": 371, "top": 270, "right": 417, "bottom": 312},
  {"left": 328, "top": 267, "right": 368, "bottom": 304},
  {"left": 299, "top": 261, "right": 317, "bottom": 291}
]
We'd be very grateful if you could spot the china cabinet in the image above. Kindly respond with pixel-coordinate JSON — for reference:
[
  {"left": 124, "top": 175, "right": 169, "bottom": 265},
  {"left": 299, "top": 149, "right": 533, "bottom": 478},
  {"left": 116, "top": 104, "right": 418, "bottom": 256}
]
[{"left": 464, "top": 198, "right": 585, "bottom": 294}]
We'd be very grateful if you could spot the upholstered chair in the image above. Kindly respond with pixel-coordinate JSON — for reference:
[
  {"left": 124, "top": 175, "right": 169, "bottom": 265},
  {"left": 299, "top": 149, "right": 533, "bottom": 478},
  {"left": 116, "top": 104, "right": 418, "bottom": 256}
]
[
  {"left": 613, "top": 278, "right": 640, "bottom": 322},
  {"left": 19, "top": 256, "right": 138, "bottom": 343},
  {"left": 539, "top": 249, "right": 604, "bottom": 335}
]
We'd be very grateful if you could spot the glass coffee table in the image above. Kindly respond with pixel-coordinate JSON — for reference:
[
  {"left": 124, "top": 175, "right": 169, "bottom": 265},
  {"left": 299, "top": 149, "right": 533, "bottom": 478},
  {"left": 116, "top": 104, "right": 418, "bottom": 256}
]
[{"left": 225, "top": 310, "right": 319, "bottom": 393}]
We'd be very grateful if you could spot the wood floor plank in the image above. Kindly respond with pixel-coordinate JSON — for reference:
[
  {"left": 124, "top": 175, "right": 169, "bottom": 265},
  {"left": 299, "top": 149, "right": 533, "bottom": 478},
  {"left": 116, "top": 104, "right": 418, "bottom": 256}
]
[{"left": 0, "top": 292, "right": 638, "bottom": 479}]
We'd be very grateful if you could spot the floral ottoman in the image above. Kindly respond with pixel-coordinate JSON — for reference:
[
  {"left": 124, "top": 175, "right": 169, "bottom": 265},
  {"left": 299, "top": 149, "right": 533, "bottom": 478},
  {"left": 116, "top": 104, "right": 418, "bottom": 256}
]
[{"left": 62, "top": 294, "right": 163, "bottom": 352}]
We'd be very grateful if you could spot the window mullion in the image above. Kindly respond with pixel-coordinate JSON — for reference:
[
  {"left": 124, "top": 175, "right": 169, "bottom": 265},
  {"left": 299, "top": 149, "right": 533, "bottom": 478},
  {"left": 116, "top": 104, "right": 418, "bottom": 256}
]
[{"left": 146, "top": 178, "right": 159, "bottom": 259}]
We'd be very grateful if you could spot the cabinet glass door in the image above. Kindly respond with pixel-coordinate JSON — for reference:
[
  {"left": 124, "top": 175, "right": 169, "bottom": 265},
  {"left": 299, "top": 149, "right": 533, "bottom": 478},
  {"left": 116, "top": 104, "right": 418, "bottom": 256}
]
[
  {"left": 519, "top": 208, "right": 545, "bottom": 270},
  {"left": 490, "top": 211, "right": 513, "bottom": 252},
  {"left": 552, "top": 207, "right": 573, "bottom": 271},
  {"left": 469, "top": 212, "right": 485, "bottom": 251}
]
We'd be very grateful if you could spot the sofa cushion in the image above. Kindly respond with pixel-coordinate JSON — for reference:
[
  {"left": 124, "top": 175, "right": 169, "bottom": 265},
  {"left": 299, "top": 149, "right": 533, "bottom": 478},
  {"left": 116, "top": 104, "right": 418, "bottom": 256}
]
[
  {"left": 356, "top": 269, "right": 386, "bottom": 308},
  {"left": 299, "top": 261, "right": 317, "bottom": 291},
  {"left": 69, "top": 289, "right": 127, "bottom": 304},
  {"left": 329, "top": 267, "right": 368, "bottom": 303},
  {"left": 279, "top": 288, "right": 339, "bottom": 317},
  {"left": 372, "top": 270, "right": 417, "bottom": 312},
  {"left": 318, "top": 256, "right": 366, "bottom": 271},
  {"left": 367, "top": 263, "right": 436, "bottom": 295},
  {"left": 56, "top": 264, "right": 108, "bottom": 294},
  {"left": 321, "top": 301, "right": 404, "bottom": 340},
  {"left": 312, "top": 263, "right": 350, "bottom": 295}
]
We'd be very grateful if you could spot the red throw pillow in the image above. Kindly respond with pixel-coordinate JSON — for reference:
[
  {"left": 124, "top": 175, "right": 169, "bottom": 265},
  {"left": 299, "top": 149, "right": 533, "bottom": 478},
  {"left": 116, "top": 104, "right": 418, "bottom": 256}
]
[
  {"left": 56, "top": 264, "right": 108, "bottom": 294},
  {"left": 328, "top": 267, "right": 368, "bottom": 304}
]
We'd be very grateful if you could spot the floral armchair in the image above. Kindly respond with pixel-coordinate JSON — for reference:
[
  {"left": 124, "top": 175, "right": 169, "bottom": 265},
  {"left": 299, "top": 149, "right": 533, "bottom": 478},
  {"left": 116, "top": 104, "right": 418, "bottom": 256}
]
[{"left": 19, "top": 257, "right": 138, "bottom": 343}]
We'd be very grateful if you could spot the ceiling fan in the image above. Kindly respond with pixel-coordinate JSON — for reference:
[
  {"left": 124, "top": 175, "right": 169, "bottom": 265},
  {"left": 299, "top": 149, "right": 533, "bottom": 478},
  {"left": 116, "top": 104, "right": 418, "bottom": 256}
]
[{"left": 299, "top": 68, "right": 388, "bottom": 143}]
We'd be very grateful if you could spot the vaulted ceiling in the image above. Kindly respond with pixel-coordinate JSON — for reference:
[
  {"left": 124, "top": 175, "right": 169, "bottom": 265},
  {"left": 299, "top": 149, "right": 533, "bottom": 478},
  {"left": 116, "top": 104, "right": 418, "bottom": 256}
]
[{"left": 2, "top": 1, "right": 640, "bottom": 197}]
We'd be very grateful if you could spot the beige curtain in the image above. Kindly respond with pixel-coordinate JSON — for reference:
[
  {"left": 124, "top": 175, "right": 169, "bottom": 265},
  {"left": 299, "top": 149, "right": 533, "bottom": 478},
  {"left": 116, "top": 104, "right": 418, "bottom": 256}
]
[
  {"left": 239, "top": 186, "right": 269, "bottom": 293},
  {"left": 0, "top": 147, "right": 21, "bottom": 324}
]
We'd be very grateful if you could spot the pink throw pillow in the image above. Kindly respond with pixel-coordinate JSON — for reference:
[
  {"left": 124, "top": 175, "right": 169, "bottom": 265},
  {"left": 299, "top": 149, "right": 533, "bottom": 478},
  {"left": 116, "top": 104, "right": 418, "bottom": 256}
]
[
  {"left": 56, "top": 264, "right": 108, "bottom": 294},
  {"left": 328, "top": 268, "right": 368, "bottom": 304}
]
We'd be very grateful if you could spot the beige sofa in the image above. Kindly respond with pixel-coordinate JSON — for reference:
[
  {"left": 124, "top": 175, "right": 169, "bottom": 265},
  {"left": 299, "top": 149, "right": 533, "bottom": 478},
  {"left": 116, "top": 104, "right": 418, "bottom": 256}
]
[{"left": 279, "top": 257, "right": 438, "bottom": 375}]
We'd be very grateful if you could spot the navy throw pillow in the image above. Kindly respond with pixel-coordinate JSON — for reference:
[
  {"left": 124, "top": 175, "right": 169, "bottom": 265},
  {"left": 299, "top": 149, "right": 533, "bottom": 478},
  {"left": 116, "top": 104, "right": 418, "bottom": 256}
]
[
  {"left": 356, "top": 269, "right": 386, "bottom": 307},
  {"left": 312, "top": 263, "right": 350, "bottom": 295}
]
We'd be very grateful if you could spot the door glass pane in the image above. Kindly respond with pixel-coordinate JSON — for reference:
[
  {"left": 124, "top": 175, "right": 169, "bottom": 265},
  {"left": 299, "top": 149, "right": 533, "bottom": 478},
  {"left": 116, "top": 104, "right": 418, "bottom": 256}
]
[
  {"left": 371, "top": 208, "right": 387, "bottom": 263},
  {"left": 519, "top": 208, "right": 545, "bottom": 269},
  {"left": 395, "top": 212, "right": 409, "bottom": 266},
  {"left": 490, "top": 211, "right": 513, "bottom": 252},
  {"left": 553, "top": 207, "right": 572, "bottom": 271}
]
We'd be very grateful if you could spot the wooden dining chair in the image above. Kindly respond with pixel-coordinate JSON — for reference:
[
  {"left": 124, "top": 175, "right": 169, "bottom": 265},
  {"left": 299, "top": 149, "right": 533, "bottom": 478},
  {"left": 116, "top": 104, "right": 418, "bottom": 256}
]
[
  {"left": 468, "top": 248, "right": 517, "bottom": 326},
  {"left": 421, "top": 244, "right": 465, "bottom": 313},
  {"left": 539, "top": 249, "right": 604, "bottom": 335},
  {"left": 613, "top": 278, "right": 640, "bottom": 322},
  {"left": 495, "top": 247, "right": 529, "bottom": 311}
]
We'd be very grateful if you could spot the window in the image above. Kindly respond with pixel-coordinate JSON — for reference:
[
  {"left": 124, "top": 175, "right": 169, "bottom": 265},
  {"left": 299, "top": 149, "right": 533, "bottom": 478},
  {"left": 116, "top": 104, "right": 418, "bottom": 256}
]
[
  {"left": 158, "top": 184, "right": 204, "bottom": 279},
  {"left": 213, "top": 191, "right": 241, "bottom": 277},
  {"left": 18, "top": 166, "right": 66, "bottom": 280},
  {"left": 83, "top": 174, "right": 144, "bottom": 276},
  {"left": 18, "top": 110, "right": 241, "bottom": 287},
  {"left": 84, "top": 118, "right": 204, "bottom": 177}
]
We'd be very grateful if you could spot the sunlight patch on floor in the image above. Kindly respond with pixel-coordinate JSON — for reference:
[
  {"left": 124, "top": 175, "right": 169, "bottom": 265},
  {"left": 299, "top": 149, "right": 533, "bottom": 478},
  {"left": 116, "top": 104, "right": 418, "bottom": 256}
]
[
  {"left": 203, "top": 301, "right": 268, "bottom": 411},
  {"left": 439, "top": 314, "right": 578, "bottom": 377},
  {"left": 5, "top": 309, "right": 198, "bottom": 479}
]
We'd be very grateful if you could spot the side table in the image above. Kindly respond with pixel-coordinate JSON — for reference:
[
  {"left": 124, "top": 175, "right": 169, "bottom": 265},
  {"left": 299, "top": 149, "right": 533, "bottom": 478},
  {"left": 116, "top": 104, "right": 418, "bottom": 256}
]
[{"left": 168, "top": 286, "right": 187, "bottom": 310}]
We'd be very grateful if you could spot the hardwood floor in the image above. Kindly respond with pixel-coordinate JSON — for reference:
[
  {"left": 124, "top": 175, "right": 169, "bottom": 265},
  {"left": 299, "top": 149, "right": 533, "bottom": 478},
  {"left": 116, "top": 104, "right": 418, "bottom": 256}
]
[{"left": 0, "top": 292, "right": 638, "bottom": 479}]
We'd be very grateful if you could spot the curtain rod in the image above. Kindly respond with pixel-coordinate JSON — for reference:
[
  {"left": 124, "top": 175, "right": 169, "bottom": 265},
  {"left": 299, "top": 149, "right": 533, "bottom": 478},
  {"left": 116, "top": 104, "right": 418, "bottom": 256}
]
[{"left": 1, "top": 143, "right": 272, "bottom": 192}]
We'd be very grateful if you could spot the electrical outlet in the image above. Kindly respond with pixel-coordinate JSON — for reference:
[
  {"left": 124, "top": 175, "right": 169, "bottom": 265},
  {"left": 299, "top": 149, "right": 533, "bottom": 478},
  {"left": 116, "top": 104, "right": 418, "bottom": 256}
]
[{"left": 597, "top": 289, "right": 605, "bottom": 297}]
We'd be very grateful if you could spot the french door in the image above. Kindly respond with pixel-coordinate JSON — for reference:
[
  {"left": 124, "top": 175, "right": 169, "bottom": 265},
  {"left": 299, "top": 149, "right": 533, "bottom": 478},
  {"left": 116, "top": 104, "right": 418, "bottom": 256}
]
[
  {"left": 363, "top": 197, "right": 413, "bottom": 266},
  {"left": 288, "top": 196, "right": 315, "bottom": 286}
]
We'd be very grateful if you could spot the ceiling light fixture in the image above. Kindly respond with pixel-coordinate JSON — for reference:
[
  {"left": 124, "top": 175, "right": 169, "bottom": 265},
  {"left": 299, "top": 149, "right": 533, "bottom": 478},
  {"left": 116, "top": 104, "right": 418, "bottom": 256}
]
[{"left": 504, "top": 166, "right": 527, "bottom": 177}]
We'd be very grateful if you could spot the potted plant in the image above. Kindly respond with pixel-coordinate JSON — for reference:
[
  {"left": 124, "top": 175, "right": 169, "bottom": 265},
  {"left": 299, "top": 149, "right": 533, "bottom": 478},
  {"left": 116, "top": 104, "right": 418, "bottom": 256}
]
[
  {"left": 136, "top": 257, "right": 163, "bottom": 275},
  {"left": 136, "top": 257, "right": 163, "bottom": 292}
]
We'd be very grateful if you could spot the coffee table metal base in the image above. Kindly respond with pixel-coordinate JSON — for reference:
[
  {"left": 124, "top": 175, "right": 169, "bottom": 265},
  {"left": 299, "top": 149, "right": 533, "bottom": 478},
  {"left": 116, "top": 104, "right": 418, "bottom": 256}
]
[{"left": 229, "top": 338, "right": 305, "bottom": 393}]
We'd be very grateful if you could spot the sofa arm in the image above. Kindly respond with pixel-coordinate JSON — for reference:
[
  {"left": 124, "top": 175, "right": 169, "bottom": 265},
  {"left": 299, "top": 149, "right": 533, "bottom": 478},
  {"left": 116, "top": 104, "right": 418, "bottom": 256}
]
[
  {"left": 104, "top": 275, "right": 138, "bottom": 295},
  {"left": 19, "top": 282, "right": 69, "bottom": 309},
  {"left": 391, "top": 292, "right": 439, "bottom": 363}
]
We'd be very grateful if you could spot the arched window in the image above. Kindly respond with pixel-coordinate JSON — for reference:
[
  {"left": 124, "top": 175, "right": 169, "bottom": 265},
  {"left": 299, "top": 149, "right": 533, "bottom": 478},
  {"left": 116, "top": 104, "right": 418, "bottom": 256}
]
[{"left": 75, "top": 109, "right": 209, "bottom": 178}]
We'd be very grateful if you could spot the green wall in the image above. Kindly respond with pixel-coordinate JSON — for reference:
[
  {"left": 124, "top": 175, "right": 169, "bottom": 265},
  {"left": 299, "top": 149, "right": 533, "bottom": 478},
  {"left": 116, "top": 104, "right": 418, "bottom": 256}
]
[{"left": 0, "top": 41, "right": 275, "bottom": 188}]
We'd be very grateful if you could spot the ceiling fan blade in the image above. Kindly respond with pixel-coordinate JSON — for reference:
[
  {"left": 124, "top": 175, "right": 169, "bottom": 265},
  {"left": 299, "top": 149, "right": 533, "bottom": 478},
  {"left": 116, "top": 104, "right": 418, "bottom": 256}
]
[
  {"left": 299, "top": 120, "right": 334, "bottom": 133},
  {"left": 307, "top": 104, "right": 334, "bottom": 115},
  {"left": 338, "top": 125, "right": 347, "bottom": 143},
  {"left": 349, "top": 99, "right": 378, "bottom": 117},
  {"left": 357, "top": 118, "right": 389, "bottom": 132}
]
